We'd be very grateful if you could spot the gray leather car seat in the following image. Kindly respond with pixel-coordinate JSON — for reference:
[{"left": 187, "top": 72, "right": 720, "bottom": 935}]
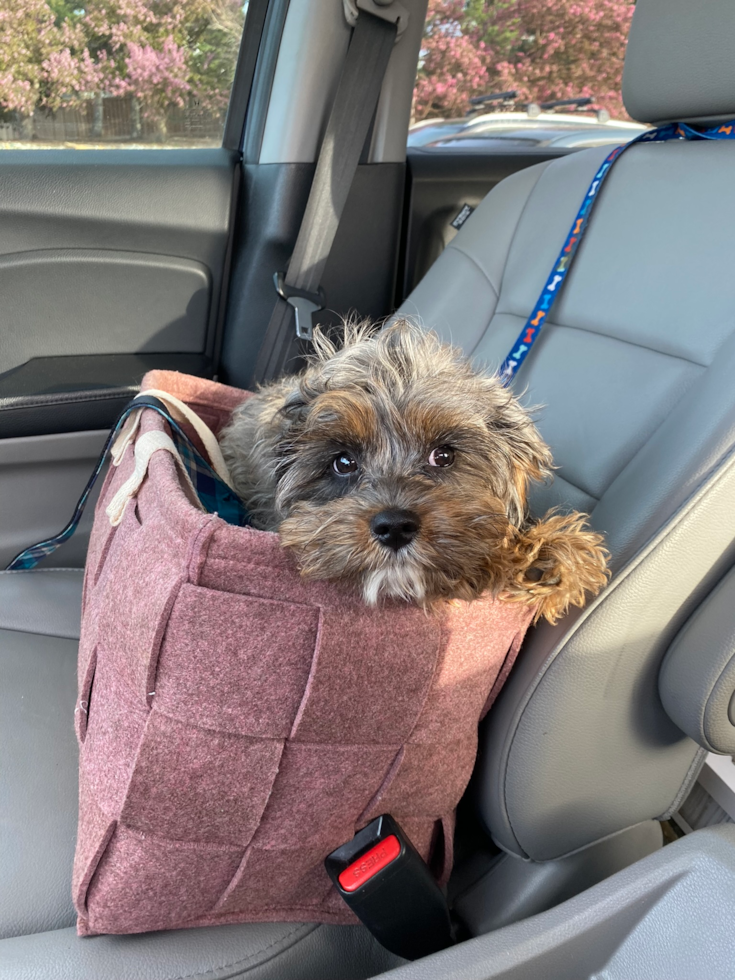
[
  {"left": 398, "top": 0, "right": 735, "bottom": 922},
  {"left": 3, "top": 0, "right": 735, "bottom": 975}
]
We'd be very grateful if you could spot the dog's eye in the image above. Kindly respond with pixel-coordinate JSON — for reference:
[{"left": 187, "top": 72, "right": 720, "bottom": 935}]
[
  {"left": 428, "top": 446, "right": 455, "bottom": 468},
  {"left": 332, "top": 452, "right": 358, "bottom": 476}
]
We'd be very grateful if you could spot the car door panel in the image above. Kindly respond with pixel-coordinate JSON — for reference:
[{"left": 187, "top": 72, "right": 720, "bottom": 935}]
[
  {"left": 0, "top": 149, "right": 236, "bottom": 379},
  {"left": 0, "top": 148, "right": 238, "bottom": 562},
  {"left": 0, "top": 250, "right": 211, "bottom": 369}
]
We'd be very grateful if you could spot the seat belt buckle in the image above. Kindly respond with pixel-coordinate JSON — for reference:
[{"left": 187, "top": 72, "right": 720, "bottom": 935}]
[
  {"left": 273, "top": 272, "right": 325, "bottom": 342},
  {"left": 325, "top": 814, "right": 454, "bottom": 961}
]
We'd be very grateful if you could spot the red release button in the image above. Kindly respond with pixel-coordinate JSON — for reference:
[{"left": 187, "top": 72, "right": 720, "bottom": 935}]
[{"left": 338, "top": 835, "right": 401, "bottom": 893}]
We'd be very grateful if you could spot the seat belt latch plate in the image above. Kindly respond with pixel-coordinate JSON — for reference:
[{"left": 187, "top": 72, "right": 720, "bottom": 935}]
[{"left": 273, "top": 272, "right": 325, "bottom": 342}]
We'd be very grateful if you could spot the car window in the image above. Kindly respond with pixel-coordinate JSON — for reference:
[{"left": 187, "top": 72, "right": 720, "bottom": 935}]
[
  {"left": 0, "top": 0, "right": 247, "bottom": 149},
  {"left": 410, "top": 0, "right": 637, "bottom": 146}
]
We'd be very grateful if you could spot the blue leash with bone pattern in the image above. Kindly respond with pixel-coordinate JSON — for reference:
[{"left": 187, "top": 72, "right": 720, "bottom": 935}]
[{"left": 498, "top": 118, "right": 735, "bottom": 384}]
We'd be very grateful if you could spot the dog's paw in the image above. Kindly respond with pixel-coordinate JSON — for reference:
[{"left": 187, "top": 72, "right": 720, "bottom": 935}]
[{"left": 503, "top": 511, "right": 610, "bottom": 624}]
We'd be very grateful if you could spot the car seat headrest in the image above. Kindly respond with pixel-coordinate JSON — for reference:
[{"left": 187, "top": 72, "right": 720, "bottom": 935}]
[{"left": 623, "top": 0, "right": 735, "bottom": 126}]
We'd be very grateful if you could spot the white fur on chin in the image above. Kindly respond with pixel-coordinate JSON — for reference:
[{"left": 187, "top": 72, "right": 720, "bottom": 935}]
[{"left": 362, "top": 559, "right": 427, "bottom": 605}]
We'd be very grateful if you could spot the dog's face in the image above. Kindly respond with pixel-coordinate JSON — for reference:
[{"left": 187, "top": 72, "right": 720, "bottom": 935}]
[{"left": 265, "top": 322, "right": 553, "bottom": 605}]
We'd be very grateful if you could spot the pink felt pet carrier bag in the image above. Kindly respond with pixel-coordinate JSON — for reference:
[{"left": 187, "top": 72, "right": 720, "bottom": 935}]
[{"left": 71, "top": 370, "right": 533, "bottom": 937}]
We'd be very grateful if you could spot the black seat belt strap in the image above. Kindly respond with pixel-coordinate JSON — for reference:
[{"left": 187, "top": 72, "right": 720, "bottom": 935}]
[{"left": 251, "top": 6, "right": 399, "bottom": 385}]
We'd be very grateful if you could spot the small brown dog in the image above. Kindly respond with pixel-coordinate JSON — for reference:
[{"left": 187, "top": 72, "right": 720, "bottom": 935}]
[{"left": 219, "top": 320, "right": 608, "bottom": 622}]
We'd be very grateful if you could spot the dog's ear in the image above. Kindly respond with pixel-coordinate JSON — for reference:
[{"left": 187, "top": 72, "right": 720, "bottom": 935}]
[
  {"left": 279, "top": 387, "right": 311, "bottom": 428},
  {"left": 269, "top": 368, "right": 350, "bottom": 459},
  {"left": 479, "top": 379, "right": 553, "bottom": 523},
  {"left": 218, "top": 377, "right": 313, "bottom": 530},
  {"left": 223, "top": 379, "right": 314, "bottom": 478}
]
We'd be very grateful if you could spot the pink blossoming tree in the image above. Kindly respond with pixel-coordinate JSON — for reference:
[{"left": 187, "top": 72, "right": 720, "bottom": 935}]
[
  {"left": 413, "top": 0, "right": 635, "bottom": 123},
  {"left": 0, "top": 0, "right": 245, "bottom": 140},
  {"left": 81, "top": 0, "right": 244, "bottom": 136},
  {"left": 412, "top": 0, "right": 490, "bottom": 120},
  {"left": 0, "top": 0, "right": 101, "bottom": 125}
]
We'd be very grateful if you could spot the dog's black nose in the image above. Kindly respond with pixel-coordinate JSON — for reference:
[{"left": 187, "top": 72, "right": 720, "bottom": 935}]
[{"left": 370, "top": 510, "right": 420, "bottom": 551}]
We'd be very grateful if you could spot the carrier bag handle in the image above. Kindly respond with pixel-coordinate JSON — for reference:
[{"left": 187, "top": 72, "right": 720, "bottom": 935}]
[
  {"left": 104, "top": 429, "right": 204, "bottom": 527},
  {"left": 135, "top": 388, "right": 235, "bottom": 489}
]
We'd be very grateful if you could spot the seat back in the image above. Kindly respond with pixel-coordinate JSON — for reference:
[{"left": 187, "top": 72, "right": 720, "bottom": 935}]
[{"left": 398, "top": 0, "right": 735, "bottom": 861}]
